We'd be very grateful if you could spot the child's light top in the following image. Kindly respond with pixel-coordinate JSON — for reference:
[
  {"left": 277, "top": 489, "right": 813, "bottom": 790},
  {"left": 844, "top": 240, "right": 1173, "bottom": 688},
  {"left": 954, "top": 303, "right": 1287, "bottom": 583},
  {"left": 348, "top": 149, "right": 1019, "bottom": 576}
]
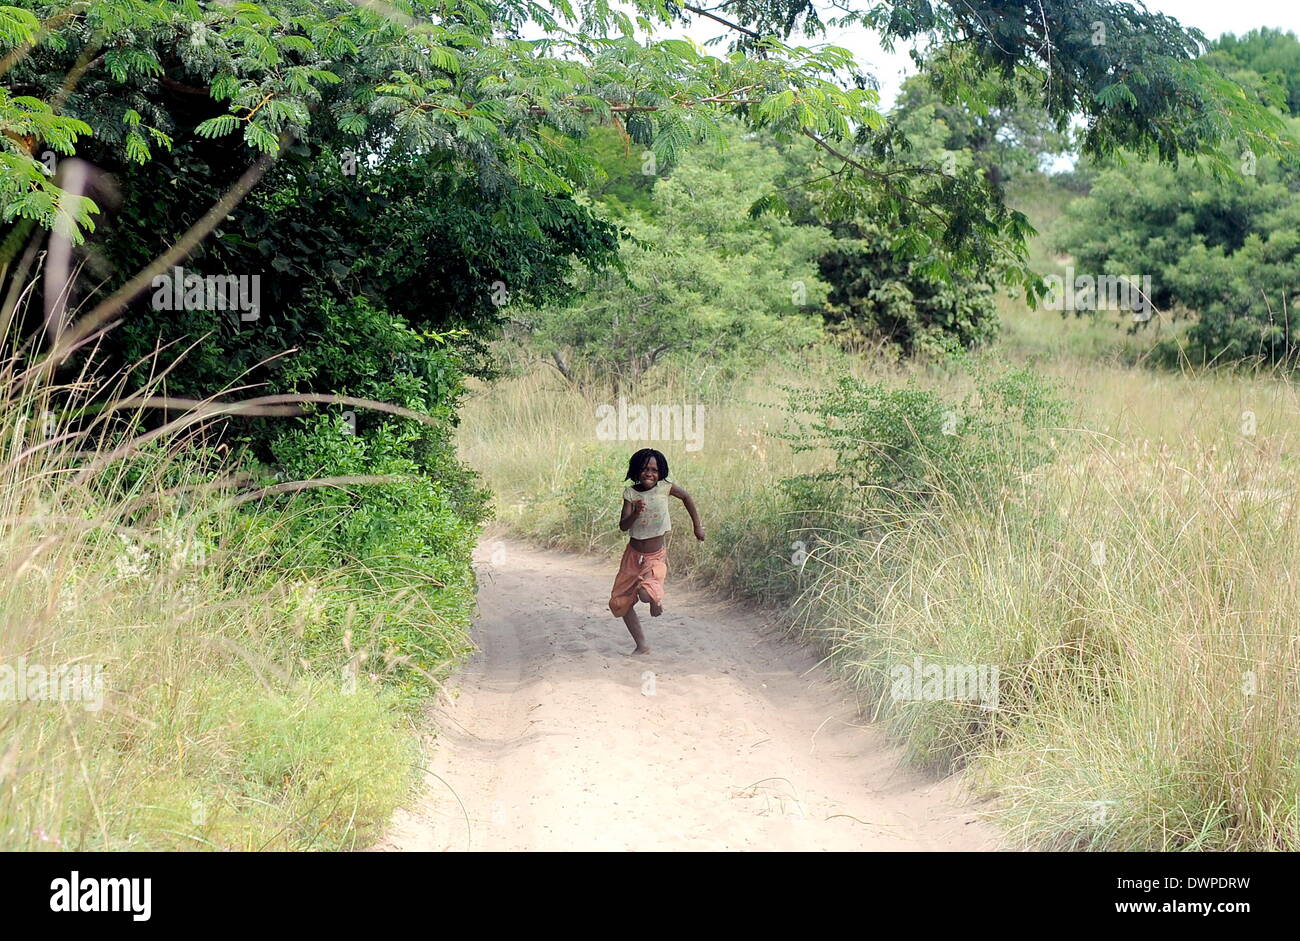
[{"left": 625, "top": 479, "right": 672, "bottom": 539}]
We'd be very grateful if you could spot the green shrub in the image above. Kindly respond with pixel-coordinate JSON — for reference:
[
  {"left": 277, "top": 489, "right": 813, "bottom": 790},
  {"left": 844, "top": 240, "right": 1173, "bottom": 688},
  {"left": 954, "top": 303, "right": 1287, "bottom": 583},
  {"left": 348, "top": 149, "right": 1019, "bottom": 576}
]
[
  {"left": 252, "top": 411, "right": 487, "bottom": 704},
  {"left": 818, "top": 221, "right": 999, "bottom": 355},
  {"left": 561, "top": 453, "right": 628, "bottom": 552},
  {"left": 779, "top": 360, "right": 1067, "bottom": 522},
  {"left": 1057, "top": 125, "right": 1300, "bottom": 366}
]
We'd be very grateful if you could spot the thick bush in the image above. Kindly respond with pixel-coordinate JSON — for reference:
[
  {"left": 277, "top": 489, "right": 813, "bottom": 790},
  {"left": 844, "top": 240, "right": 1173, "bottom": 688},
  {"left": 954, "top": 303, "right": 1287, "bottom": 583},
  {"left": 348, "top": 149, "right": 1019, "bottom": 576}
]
[
  {"left": 1058, "top": 121, "right": 1300, "bottom": 366},
  {"left": 817, "top": 222, "right": 999, "bottom": 355},
  {"left": 780, "top": 361, "right": 1067, "bottom": 521}
]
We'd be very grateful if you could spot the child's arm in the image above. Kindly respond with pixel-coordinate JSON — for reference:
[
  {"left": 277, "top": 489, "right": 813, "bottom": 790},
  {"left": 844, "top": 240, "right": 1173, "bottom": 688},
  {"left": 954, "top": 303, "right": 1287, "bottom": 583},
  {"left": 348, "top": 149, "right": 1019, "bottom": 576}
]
[
  {"left": 669, "top": 484, "right": 705, "bottom": 541},
  {"left": 618, "top": 497, "right": 645, "bottom": 532}
]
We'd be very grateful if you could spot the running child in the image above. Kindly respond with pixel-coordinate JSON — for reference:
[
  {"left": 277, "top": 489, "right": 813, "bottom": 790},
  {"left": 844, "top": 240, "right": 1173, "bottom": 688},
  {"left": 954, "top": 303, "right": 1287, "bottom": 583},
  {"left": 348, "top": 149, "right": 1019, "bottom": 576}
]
[{"left": 608, "top": 448, "right": 704, "bottom": 655}]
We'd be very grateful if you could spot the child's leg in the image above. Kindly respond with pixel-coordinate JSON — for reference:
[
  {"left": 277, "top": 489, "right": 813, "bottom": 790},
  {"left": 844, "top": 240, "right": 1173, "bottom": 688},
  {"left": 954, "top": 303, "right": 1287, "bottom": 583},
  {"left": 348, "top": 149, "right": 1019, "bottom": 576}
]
[
  {"left": 610, "top": 546, "right": 650, "bottom": 653},
  {"left": 637, "top": 587, "right": 663, "bottom": 617},
  {"left": 639, "top": 551, "right": 667, "bottom": 617},
  {"left": 622, "top": 607, "right": 649, "bottom": 654}
]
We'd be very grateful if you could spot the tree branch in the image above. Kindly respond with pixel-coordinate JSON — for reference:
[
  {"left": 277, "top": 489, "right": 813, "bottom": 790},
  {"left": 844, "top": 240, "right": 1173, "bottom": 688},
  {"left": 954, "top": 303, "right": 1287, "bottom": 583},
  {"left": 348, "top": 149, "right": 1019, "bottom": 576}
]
[
  {"left": 800, "top": 129, "right": 952, "bottom": 226},
  {"left": 550, "top": 349, "right": 574, "bottom": 383},
  {"left": 683, "top": 5, "right": 762, "bottom": 40}
]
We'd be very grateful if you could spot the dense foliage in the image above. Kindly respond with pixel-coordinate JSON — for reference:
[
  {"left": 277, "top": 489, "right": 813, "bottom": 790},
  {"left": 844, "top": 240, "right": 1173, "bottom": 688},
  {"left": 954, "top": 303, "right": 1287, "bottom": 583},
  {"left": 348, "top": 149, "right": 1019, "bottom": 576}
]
[
  {"left": 781, "top": 359, "right": 1067, "bottom": 518},
  {"left": 1207, "top": 28, "right": 1300, "bottom": 117},
  {"left": 1056, "top": 30, "right": 1300, "bottom": 366},
  {"left": 817, "top": 220, "right": 997, "bottom": 354},
  {"left": 523, "top": 125, "right": 831, "bottom": 390},
  {"left": 1059, "top": 136, "right": 1300, "bottom": 365},
  {"left": 2, "top": 0, "right": 1282, "bottom": 320},
  {"left": 891, "top": 52, "right": 1072, "bottom": 190}
]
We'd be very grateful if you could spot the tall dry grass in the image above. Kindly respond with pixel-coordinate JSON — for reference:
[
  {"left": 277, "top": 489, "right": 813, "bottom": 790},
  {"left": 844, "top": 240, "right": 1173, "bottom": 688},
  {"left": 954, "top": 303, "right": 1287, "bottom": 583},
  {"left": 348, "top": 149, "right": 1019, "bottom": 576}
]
[{"left": 0, "top": 335, "right": 444, "bottom": 850}]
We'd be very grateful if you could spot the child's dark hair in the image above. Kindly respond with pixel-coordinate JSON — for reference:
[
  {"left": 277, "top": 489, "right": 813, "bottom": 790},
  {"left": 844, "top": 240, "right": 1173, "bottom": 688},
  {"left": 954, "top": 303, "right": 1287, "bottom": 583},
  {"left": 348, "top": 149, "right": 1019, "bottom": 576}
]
[{"left": 625, "top": 448, "right": 669, "bottom": 482}]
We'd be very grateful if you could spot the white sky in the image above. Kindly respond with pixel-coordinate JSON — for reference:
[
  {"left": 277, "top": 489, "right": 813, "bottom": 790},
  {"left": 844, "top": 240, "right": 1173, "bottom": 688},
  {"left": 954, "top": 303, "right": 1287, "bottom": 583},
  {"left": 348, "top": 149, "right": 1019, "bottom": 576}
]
[{"left": 667, "top": 1, "right": 1300, "bottom": 108}]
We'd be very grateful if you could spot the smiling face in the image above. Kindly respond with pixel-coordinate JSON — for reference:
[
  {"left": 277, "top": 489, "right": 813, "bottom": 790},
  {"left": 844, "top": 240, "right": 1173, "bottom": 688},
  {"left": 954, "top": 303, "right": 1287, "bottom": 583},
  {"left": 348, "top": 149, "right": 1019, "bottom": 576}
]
[{"left": 636, "top": 455, "right": 660, "bottom": 488}]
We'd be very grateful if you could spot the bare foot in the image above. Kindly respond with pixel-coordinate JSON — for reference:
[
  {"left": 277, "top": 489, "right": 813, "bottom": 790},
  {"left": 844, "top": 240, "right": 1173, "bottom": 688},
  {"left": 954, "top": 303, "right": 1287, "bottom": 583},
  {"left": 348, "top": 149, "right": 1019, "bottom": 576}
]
[
  {"left": 649, "top": 601, "right": 663, "bottom": 617},
  {"left": 631, "top": 645, "right": 651, "bottom": 655}
]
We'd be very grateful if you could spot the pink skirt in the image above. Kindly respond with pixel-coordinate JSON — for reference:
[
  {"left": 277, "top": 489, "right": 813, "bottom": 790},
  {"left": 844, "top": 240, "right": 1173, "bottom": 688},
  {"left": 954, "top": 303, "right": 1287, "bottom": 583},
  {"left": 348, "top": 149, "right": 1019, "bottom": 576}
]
[{"left": 608, "top": 544, "right": 667, "bottom": 617}]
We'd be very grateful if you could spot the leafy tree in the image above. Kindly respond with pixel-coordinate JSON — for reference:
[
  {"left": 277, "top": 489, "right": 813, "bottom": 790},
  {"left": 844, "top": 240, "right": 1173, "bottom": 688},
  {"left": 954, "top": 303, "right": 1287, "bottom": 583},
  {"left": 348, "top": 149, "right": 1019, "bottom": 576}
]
[
  {"left": 100, "top": 147, "right": 621, "bottom": 404},
  {"left": 680, "top": 0, "right": 1289, "bottom": 308},
  {"left": 712, "top": 0, "right": 1281, "bottom": 160},
  {"left": 0, "top": 0, "right": 646, "bottom": 462},
  {"left": 2, "top": 0, "right": 1285, "bottom": 329},
  {"left": 0, "top": 0, "right": 874, "bottom": 246},
  {"left": 812, "top": 47, "right": 1066, "bottom": 354},
  {"left": 1208, "top": 28, "right": 1300, "bottom": 117},
  {"left": 892, "top": 49, "right": 1070, "bottom": 190},
  {"left": 817, "top": 219, "right": 997, "bottom": 354},
  {"left": 1058, "top": 116, "right": 1300, "bottom": 365},
  {"left": 1038, "top": 24, "right": 1300, "bottom": 365},
  {"left": 526, "top": 124, "right": 832, "bottom": 390}
]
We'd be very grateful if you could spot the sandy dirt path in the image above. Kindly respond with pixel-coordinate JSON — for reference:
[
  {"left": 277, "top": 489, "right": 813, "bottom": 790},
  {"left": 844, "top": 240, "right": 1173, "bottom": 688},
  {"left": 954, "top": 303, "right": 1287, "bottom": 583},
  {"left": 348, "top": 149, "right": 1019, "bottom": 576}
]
[{"left": 375, "top": 538, "right": 1002, "bottom": 852}]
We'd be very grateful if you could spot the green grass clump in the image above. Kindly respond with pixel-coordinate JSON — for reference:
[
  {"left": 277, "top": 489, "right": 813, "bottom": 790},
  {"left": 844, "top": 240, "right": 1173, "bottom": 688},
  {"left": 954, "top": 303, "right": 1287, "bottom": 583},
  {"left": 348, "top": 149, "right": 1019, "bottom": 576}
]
[{"left": 1, "top": 340, "right": 477, "bottom": 850}]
